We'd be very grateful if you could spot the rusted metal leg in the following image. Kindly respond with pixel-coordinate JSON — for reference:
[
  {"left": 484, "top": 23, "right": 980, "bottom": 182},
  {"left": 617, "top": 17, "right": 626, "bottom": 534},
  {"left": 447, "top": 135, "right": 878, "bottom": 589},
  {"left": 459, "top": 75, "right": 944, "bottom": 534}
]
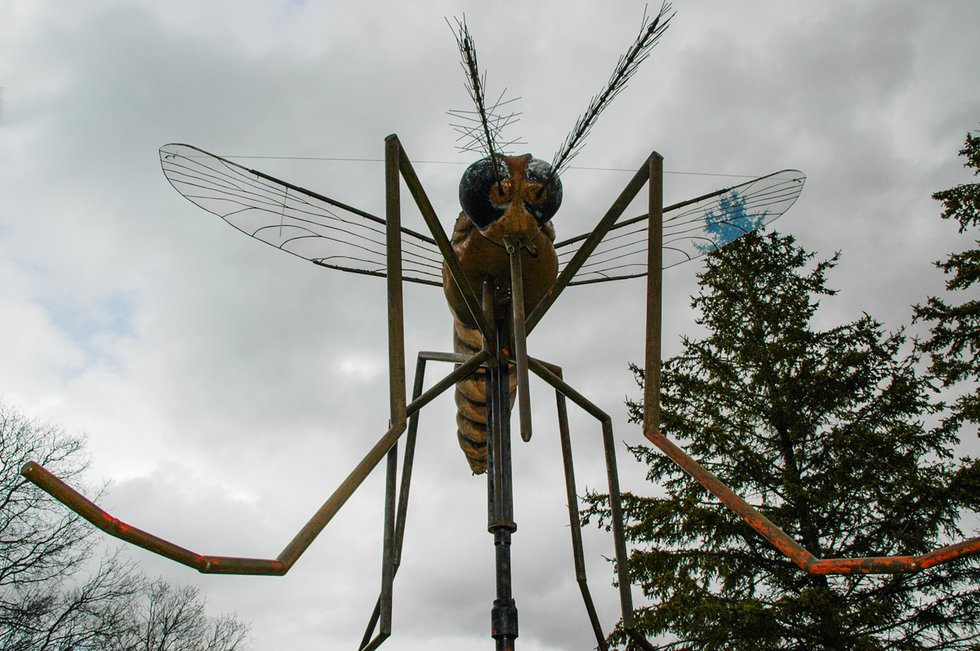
[
  {"left": 551, "top": 368, "right": 608, "bottom": 650},
  {"left": 389, "top": 134, "right": 492, "bottom": 341},
  {"left": 384, "top": 135, "right": 407, "bottom": 430},
  {"left": 21, "top": 352, "right": 490, "bottom": 577},
  {"left": 359, "top": 352, "right": 433, "bottom": 650},
  {"left": 376, "top": 441, "right": 399, "bottom": 639},
  {"left": 527, "top": 357, "right": 651, "bottom": 650},
  {"left": 644, "top": 153, "right": 663, "bottom": 435},
  {"left": 642, "top": 426, "right": 980, "bottom": 574},
  {"left": 360, "top": 349, "right": 500, "bottom": 648}
]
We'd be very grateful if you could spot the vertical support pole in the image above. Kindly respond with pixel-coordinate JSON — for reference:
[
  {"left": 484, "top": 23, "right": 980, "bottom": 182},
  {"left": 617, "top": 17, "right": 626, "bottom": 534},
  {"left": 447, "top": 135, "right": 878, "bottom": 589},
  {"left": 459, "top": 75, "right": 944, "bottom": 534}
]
[
  {"left": 385, "top": 135, "right": 407, "bottom": 428},
  {"left": 644, "top": 153, "right": 664, "bottom": 435},
  {"left": 485, "top": 281, "right": 518, "bottom": 650},
  {"left": 484, "top": 280, "right": 499, "bottom": 527}
]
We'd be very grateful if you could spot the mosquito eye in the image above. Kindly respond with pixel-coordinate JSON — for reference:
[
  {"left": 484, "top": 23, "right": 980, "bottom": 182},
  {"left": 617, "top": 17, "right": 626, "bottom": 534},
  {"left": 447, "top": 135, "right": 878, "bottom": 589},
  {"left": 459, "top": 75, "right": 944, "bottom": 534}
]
[
  {"left": 525, "top": 158, "right": 562, "bottom": 224},
  {"left": 459, "top": 157, "right": 509, "bottom": 228}
]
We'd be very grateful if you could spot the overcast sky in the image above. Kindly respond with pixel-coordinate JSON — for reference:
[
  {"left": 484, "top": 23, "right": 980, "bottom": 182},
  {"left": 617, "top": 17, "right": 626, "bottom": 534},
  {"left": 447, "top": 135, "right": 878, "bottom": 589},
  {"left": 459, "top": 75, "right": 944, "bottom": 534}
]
[{"left": 2, "top": 1, "right": 979, "bottom": 649}]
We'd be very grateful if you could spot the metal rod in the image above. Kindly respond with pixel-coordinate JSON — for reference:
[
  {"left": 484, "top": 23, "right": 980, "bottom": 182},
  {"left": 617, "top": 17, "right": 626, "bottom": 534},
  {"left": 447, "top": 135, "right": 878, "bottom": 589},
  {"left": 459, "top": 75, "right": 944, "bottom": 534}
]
[
  {"left": 487, "top": 283, "right": 518, "bottom": 650},
  {"left": 526, "top": 157, "right": 651, "bottom": 334},
  {"left": 554, "top": 380, "right": 608, "bottom": 650},
  {"left": 359, "top": 601, "right": 382, "bottom": 651},
  {"left": 639, "top": 397, "right": 817, "bottom": 559},
  {"left": 600, "top": 420, "right": 634, "bottom": 628},
  {"left": 19, "top": 462, "right": 284, "bottom": 574},
  {"left": 505, "top": 238, "right": 533, "bottom": 443},
  {"left": 74, "top": 342, "right": 483, "bottom": 577},
  {"left": 388, "top": 134, "right": 494, "bottom": 342},
  {"left": 278, "top": 353, "right": 489, "bottom": 568},
  {"left": 385, "top": 136, "right": 407, "bottom": 429},
  {"left": 526, "top": 357, "right": 607, "bottom": 422},
  {"left": 408, "top": 351, "right": 490, "bottom": 415},
  {"left": 485, "top": 280, "right": 499, "bottom": 528},
  {"left": 493, "top": 305, "right": 515, "bottom": 529},
  {"left": 379, "top": 444, "right": 398, "bottom": 636},
  {"left": 361, "top": 354, "right": 431, "bottom": 650},
  {"left": 393, "top": 355, "right": 429, "bottom": 568},
  {"left": 525, "top": 358, "right": 635, "bottom": 630},
  {"left": 644, "top": 152, "right": 664, "bottom": 435}
]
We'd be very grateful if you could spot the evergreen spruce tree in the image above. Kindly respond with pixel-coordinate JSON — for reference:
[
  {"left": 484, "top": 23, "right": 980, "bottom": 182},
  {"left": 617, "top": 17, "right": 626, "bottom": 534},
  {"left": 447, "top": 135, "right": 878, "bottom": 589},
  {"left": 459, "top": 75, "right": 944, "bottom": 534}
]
[
  {"left": 585, "top": 227, "right": 980, "bottom": 650},
  {"left": 914, "top": 131, "right": 979, "bottom": 454}
]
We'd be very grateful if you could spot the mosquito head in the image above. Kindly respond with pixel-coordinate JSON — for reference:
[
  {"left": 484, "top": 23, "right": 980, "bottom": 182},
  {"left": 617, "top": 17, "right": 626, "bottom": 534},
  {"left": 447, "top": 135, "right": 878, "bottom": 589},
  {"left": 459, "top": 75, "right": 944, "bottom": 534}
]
[{"left": 459, "top": 154, "right": 562, "bottom": 243}]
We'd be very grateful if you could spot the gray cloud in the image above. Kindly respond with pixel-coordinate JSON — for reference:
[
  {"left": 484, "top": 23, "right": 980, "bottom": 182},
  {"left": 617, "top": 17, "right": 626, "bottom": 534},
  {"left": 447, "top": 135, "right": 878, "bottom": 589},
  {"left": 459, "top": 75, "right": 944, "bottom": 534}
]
[{"left": 2, "top": 1, "right": 978, "bottom": 649}]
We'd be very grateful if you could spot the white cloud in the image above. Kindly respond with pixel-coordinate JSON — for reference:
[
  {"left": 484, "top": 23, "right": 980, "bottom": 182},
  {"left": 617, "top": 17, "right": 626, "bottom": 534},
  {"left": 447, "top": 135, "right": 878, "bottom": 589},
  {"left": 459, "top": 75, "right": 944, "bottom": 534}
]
[{"left": 2, "top": 1, "right": 978, "bottom": 649}]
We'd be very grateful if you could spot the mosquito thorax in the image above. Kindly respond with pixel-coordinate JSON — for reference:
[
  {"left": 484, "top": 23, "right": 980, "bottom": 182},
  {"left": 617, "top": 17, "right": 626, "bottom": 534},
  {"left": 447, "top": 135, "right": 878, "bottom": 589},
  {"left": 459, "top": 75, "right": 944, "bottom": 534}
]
[{"left": 459, "top": 154, "right": 562, "bottom": 230}]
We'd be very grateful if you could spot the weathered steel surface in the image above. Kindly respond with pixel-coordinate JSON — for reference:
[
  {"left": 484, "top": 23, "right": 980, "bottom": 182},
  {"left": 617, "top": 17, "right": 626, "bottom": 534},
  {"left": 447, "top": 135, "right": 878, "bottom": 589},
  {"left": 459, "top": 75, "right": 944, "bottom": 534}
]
[
  {"left": 553, "top": 365, "right": 608, "bottom": 651},
  {"left": 644, "top": 153, "right": 664, "bottom": 435},
  {"left": 20, "top": 461, "right": 287, "bottom": 575},
  {"left": 488, "top": 291, "right": 519, "bottom": 651}
]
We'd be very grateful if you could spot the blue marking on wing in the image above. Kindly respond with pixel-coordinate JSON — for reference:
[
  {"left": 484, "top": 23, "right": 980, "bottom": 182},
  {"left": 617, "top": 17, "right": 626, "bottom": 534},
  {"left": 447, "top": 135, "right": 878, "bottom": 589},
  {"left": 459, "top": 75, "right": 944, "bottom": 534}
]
[{"left": 697, "top": 190, "right": 768, "bottom": 253}]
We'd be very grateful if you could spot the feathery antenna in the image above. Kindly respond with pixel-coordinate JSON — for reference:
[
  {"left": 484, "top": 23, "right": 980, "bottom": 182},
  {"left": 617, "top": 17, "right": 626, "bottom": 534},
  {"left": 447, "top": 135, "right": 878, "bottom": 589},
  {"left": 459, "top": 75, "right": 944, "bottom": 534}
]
[
  {"left": 447, "top": 16, "right": 523, "bottom": 183},
  {"left": 549, "top": 2, "right": 674, "bottom": 180}
]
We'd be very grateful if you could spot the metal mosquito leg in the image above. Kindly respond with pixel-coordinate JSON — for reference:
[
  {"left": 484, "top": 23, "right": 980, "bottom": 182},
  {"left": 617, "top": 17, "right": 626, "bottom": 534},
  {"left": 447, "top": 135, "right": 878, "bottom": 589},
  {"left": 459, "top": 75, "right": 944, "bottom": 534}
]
[
  {"left": 360, "top": 353, "right": 431, "bottom": 650},
  {"left": 527, "top": 357, "right": 652, "bottom": 650},
  {"left": 636, "top": 152, "right": 980, "bottom": 575},
  {"left": 361, "top": 136, "right": 408, "bottom": 647},
  {"left": 384, "top": 135, "right": 407, "bottom": 429},
  {"left": 356, "top": 423, "right": 404, "bottom": 651},
  {"left": 644, "top": 152, "right": 664, "bottom": 434},
  {"left": 551, "top": 369, "right": 607, "bottom": 651},
  {"left": 389, "top": 134, "right": 493, "bottom": 342},
  {"left": 642, "top": 427, "right": 980, "bottom": 574},
  {"left": 379, "top": 442, "right": 398, "bottom": 637},
  {"left": 22, "top": 352, "right": 490, "bottom": 577},
  {"left": 505, "top": 237, "right": 533, "bottom": 443},
  {"left": 392, "top": 355, "right": 430, "bottom": 574}
]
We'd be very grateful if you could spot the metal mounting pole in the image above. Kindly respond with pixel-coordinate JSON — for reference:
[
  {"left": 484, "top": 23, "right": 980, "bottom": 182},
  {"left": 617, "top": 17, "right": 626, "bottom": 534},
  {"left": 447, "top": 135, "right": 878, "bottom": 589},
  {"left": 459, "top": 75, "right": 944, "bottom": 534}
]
[{"left": 485, "top": 280, "right": 518, "bottom": 650}]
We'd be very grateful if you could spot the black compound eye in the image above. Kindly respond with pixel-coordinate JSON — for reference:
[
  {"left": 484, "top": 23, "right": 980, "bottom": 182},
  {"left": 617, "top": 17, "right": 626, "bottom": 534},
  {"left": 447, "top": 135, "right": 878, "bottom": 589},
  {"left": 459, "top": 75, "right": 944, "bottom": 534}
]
[
  {"left": 459, "top": 157, "right": 509, "bottom": 228},
  {"left": 525, "top": 158, "right": 562, "bottom": 224}
]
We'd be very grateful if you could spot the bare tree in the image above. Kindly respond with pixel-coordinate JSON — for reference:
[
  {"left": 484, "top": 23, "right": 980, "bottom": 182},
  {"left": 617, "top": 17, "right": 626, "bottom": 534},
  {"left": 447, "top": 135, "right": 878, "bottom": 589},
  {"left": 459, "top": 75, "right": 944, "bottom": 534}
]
[
  {"left": 108, "top": 580, "right": 250, "bottom": 651},
  {"left": 0, "top": 402, "right": 141, "bottom": 650},
  {"left": 0, "top": 402, "right": 250, "bottom": 651}
]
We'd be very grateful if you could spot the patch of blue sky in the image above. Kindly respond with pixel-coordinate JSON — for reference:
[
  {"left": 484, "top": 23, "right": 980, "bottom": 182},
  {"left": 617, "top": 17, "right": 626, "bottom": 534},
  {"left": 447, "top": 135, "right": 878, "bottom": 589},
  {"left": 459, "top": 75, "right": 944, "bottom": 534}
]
[{"left": 41, "top": 292, "right": 135, "bottom": 367}]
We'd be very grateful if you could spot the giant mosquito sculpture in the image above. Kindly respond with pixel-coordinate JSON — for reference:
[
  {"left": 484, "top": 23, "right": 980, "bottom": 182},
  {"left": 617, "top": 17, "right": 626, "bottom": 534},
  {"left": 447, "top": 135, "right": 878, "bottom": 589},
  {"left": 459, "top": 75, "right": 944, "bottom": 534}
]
[{"left": 22, "top": 5, "right": 980, "bottom": 650}]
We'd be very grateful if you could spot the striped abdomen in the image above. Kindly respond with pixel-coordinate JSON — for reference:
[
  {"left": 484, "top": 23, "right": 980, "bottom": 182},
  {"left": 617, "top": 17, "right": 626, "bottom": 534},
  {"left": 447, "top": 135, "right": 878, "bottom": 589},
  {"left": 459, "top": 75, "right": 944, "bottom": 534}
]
[{"left": 453, "top": 319, "right": 517, "bottom": 474}]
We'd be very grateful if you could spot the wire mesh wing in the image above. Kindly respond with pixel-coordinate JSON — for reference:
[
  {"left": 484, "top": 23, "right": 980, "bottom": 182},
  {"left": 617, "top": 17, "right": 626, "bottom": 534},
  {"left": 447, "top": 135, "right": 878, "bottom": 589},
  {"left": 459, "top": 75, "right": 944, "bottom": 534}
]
[
  {"left": 555, "top": 169, "right": 806, "bottom": 285},
  {"left": 159, "top": 143, "right": 445, "bottom": 286}
]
